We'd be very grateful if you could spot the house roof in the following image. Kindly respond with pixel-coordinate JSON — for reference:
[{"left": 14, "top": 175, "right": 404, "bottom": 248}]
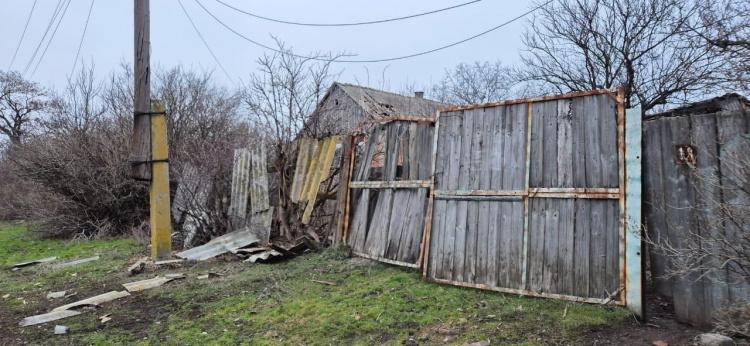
[
  {"left": 650, "top": 93, "right": 750, "bottom": 119},
  {"left": 333, "top": 82, "right": 451, "bottom": 119}
]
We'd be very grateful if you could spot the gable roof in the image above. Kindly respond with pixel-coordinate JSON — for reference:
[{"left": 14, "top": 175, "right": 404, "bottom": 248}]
[{"left": 334, "top": 82, "right": 451, "bottom": 119}]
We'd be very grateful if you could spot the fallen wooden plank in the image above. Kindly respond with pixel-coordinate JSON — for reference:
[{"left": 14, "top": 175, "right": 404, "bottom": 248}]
[
  {"left": 11, "top": 256, "right": 57, "bottom": 271},
  {"left": 52, "top": 256, "right": 100, "bottom": 269},
  {"left": 19, "top": 310, "right": 81, "bottom": 327},
  {"left": 311, "top": 280, "right": 337, "bottom": 286},
  {"left": 51, "top": 291, "right": 131, "bottom": 312}
]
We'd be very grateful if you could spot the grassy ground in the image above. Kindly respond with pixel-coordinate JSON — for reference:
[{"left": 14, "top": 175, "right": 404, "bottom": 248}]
[{"left": 0, "top": 223, "right": 652, "bottom": 345}]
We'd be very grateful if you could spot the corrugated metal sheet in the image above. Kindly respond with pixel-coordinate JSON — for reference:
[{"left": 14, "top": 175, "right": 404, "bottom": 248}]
[
  {"left": 52, "top": 291, "right": 131, "bottom": 312},
  {"left": 176, "top": 228, "right": 260, "bottom": 261}
]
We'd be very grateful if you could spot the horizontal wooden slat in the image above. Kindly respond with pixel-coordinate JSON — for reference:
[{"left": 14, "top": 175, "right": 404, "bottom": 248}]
[
  {"left": 438, "top": 88, "right": 620, "bottom": 113},
  {"left": 434, "top": 195, "right": 524, "bottom": 202},
  {"left": 435, "top": 188, "right": 620, "bottom": 199}
]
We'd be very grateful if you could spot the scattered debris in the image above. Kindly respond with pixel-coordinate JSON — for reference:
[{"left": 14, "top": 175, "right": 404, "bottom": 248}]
[
  {"left": 240, "top": 236, "right": 313, "bottom": 263},
  {"left": 245, "top": 250, "right": 283, "bottom": 263},
  {"left": 123, "top": 275, "right": 183, "bottom": 292},
  {"left": 54, "top": 325, "right": 70, "bottom": 335},
  {"left": 46, "top": 291, "right": 67, "bottom": 299},
  {"left": 52, "top": 256, "right": 100, "bottom": 269},
  {"left": 127, "top": 258, "right": 148, "bottom": 276},
  {"left": 3, "top": 294, "right": 9, "bottom": 299},
  {"left": 11, "top": 256, "right": 57, "bottom": 271},
  {"left": 461, "top": 341, "right": 490, "bottom": 346},
  {"left": 699, "top": 333, "right": 733, "bottom": 346},
  {"left": 176, "top": 227, "right": 260, "bottom": 261},
  {"left": 19, "top": 310, "right": 82, "bottom": 327},
  {"left": 562, "top": 306, "right": 568, "bottom": 317},
  {"left": 52, "top": 291, "right": 130, "bottom": 312},
  {"left": 652, "top": 341, "right": 668, "bottom": 346},
  {"left": 99, "top": 314, "right": 112, "bottom": 324},
  {"left": 311, "top": 280, "right": 337, "bottom": 286},
  {"left": 645, "top": 323, "right": 662, "bottom": 328},
  {"left": 197, "top": 272, "right": 223, "bottom": 280},
  {"left": 232, "top": 247, "right": 267, "bottom": 255},
  {"left": 165, "top": 273, "right": 186, "bottom": 279},
  {"left": 153, "top": 259, "right": 183, "bottom": 265}
]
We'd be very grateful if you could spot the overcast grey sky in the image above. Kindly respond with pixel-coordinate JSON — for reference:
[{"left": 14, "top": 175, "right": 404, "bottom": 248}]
[{"left": 1, "top": 0, "right": 533, "bottom": 93}]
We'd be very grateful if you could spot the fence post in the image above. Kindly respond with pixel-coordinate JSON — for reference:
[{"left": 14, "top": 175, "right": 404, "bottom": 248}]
[
  {"left": 150, "top": 100, "right": 172, "bottom": 261},
  {"left": 625, "top": 107, "right": 643, "bottom": 317}
]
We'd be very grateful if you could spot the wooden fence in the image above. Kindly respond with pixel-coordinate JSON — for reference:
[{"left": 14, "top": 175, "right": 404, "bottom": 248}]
[
  {"left": 643, "top": 109, "right": 750, "bottom": 326},
  {"left": 341, "top": 90, "right": 642, "bottom": 315}
]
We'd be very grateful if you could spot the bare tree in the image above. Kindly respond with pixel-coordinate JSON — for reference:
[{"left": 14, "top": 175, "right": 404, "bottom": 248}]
[
  {"left": 0, "top": 70, "right": 48, "bottom": 145},
  {"left": 242, "top": 41, "right": 343, "bottom": 240},
  {"left": 694, "top": 0, "right": 750, "bottom": 94},
  {"left": 517, "top": 0, "right": 725, "bottom": 115},
  {"left": 432, "top": 61, "right": 514, "bottom": 105}
]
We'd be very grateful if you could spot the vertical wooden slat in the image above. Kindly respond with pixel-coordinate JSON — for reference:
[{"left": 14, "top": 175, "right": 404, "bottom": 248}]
[
  {"left": 527, "top": 198, "right": 546, "bottom": 292},
  {"left": 642, "top": 119, "right": 671, "bottom": 296},
  {"left": 574, "top": 199, "right": 591, "bottom": 297},
  {"left": 557, "top": 99, "right": 573, "bottom": 188},
  {"left": 543, "top": 198, "right": 560, "bottom": 293},
  {"left": 521, "top": 102, "right": 532, "bottom": 290},
  {"left": 557, "top": 199, "right": 575, "bottom": 295},
  {"left": 451, "top": 111, "right": 470, "bottom": 281},
  {"left": 334, "top": 136, "right": 353, "bottom": 245},
  {"left": 467, "top": 109, "right": 485, "bottom": 283}
]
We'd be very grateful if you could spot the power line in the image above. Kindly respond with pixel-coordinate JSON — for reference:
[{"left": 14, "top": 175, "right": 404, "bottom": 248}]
[
  {"left": 30, "top": 0, "right": 73, "bottom": 78},
  {"left": 8, "top": 0, "right": 38, "bottom": 71},
  {"left": 177, "top": 0, "right": 235, "bottom": 85},
  {"left": 195, "top": 0, "right": 552, "bottom": 63},
  {"left": 22, "top": 0, "right": 66, "bottom": 75},
  {"left": 214, "top": 0, "right": 481, "bottom": 27},
  {"left": 70, "top": 0, "right": 95, "bottom": 77}
]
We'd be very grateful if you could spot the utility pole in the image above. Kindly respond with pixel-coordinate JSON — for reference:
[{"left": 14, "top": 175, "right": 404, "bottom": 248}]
[
  {"left": 133, "top": 0, "right": 150, "bottom": 180},
  {"left": 134, "top": 0, "right": 171, "bottom": 261}
]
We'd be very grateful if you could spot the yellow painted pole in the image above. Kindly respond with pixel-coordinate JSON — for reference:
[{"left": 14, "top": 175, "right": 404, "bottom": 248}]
[{"left": 150, "top": 100, "right": 172, "bottom": 260}]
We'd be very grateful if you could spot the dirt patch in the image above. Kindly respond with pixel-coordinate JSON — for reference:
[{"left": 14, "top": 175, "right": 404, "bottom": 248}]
[{"left": 573, "top": 294, "right": 703, "bottom": 345}]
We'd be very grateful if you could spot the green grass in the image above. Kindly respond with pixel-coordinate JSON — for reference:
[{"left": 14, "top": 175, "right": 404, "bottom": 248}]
[{"left": 0, "top": 223, "right": 633, "bottom": 345}]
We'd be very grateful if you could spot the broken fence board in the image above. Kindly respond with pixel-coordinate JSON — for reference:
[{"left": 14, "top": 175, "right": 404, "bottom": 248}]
[
  {"left": 19, "top": 310, "right": 81, "bottom": 327},
  {"left": 52, "top": 291, "right": 131, "bottom": 312}
]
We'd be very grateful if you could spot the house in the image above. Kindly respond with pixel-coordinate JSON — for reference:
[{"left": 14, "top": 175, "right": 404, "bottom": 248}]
[{"left": 302, "top": 82, "right": 451, "bottom": 137}]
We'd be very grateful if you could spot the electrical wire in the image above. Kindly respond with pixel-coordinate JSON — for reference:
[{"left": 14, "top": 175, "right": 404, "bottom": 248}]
[
  {"left": 177, "top": 0, "right": 236, "bottom": 85},
  {"left": 69, "top": 0, "right": 95, "bottom": 77},
  {"left": 213, "top": 0, "right": 481, "bottom": 27},
  {"left": 30, "top": 0, "right": 72, "bottom": 78},
  {"left": 195, "top": 0, "right": 552, "bottom": 63},
  {"left": 8, "top": 0, "right": 38, "bottom": 70},
  {"left": 22, "top": 0, "right": 65, "bottom": 75}
]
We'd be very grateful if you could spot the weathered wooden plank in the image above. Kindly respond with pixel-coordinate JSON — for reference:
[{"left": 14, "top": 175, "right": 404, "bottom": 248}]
[
  {"left": 717, "top": 112, "right": 750, "bottom": 303},
  {"left": 542, "top": 198, "right": 560, "bottom": 294},
  {"left": 364, "top": 189, "right": 394, "bottom": 258},
  {"left": 385, "top": 189, "right": 410, "bottom": 260},
  {"left": 398, "top": 188, "right": 428, "bottom": 263},
  {"left": 417, "top": 122, "right": 435, "bottom": 180},
  {"left": 598, "top": 94, "right": 619, "bottom": 188},
  {"left": 690, "top": 113, "right": 728, "bottom": 323},
  {"left": 476, "top": 109, "right": 494, "bottom": 285},
  {"left": 431, "top": 114, "right": 453, "bottom": 279},
  {"left": 571, "top": 98, "right": 587, "bottom": 187},
  {"left": 557, "top": 99, "right": 573, "bottom": 188},
  {"left": 348, "top": 189, "right": 370, "bottom": 252},
  {"left": 589, "top": 199, "right": 607, "bottom": 299},
  {"left": 542, "top": 101, "right": 559, "bottom": 187},
  {"left": 465, "top": 109, "right": 485, "bottom": 283},
  {"left": 429, "top": 198, "right": 446, "bottom": 279},
  {"left": 489, "top": 106, "right": 506, "bottom": 190},
  {"left": 583, "top": 95, "right": 603, "bottom": 188},
  {"left": 450, "top": 111, "right": 470, "bottom": 281},
  {"left": 383, "top": 123, "right": 400, "bottom": 181},
  {"left": 642, "top": 119, "right": 672, "bottom": 296},
  {"left": 355, "top": 125, "right": 382, "bottom": 181},
  {"left": 530, "top": 101, "right": 545, "bottom": 188},
  {"left": 406, "top": 122, "right": 418, "bottom": 179},
  {"left": 573, "top": 199, "right": 591, "bottom": 297},
  {"left": 604, "top": 199, "right": 620, "bottom": 297},
  {"left": 661, "top": 116, "right": 705, "bottom": 325},
  {"left": 333, "top": 136, "right": 354, "bottom": 245},
  {"left": 527, "top": 198, "right": 546, "bottom": 292},
  {"left": 556, "top": 199, "right": 575, "bottom": 295}
]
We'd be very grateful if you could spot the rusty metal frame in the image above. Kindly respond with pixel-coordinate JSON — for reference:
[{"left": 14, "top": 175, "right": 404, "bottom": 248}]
[
  {"left": 349, "top": 180, "right": 431, "bottom": 189},
  {"left": 422, "top": 88, "right": 635, "bottom": 310},
  {"left": 438, "top": 88, "right": 620, "bottom": 113},
  {"left": 344, "top": 117, "right": 437, "bottom": 269},
  {"left": 425, "top": 277, "right": 621, "bottom": 305}
]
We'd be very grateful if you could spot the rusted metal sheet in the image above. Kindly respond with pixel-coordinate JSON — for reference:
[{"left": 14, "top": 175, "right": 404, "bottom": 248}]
[
  {"left": 19, "top": 310, "right": 82, "bottom": 327},
  {"left": 437, "top": 88, "right": 620, "bottom": 113},
  {"left": 176, "top": 227, "right": 260, "bottom": 261},
  {"left": 52, "top": 256, "right": 100, "bottom": 269},
  {"left": 348, "top": 180, "right": 431, "bottom": 189},
  {"left": 122, "top": 275, "right": 184, "bottom": 292},
  {"left": 52, "top": 291, "right": 131, "bottom": 312},
  {"left": 302, "top": 136, "right": 339, "bottom": 224},
  {"left": 11, "top": 256, "right": 57, "bottom": 270}
]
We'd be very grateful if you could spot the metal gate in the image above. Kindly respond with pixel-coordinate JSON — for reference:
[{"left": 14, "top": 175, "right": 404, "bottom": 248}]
[{"left": 423, "top": 89, "right": 642, "bottom": 313}]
